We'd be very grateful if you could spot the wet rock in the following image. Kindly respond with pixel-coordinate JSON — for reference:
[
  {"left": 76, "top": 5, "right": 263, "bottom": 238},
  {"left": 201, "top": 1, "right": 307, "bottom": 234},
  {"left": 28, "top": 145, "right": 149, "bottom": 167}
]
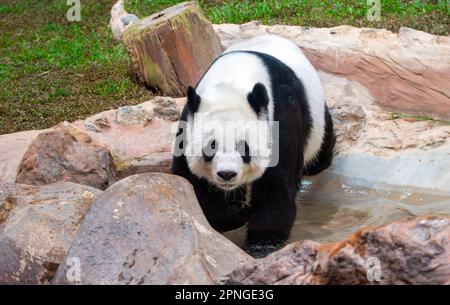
[
  {"left": 329, "top": 146, "right": 450, "bottom": 194},
  {"left": 226, "top": 216, "right": 450, "bottom": 285},
  {"left": 0, "top": 182, "right": 102, "bottom": 284},
  {"left": 16, "top": 129, "right": 119, "bottom": 190},
  {"left": 52, "top": 173, "right": 250, "bottom": 284},
  {"left": 214, "top": 22, "right": 450, "bottom": 120}
]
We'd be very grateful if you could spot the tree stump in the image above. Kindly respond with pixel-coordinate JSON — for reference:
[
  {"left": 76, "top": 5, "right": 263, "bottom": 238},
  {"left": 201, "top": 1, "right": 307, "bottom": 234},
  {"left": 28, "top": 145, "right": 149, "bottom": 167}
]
[{"left": 122, "top": 1, "right": 223, "bottom": 97}]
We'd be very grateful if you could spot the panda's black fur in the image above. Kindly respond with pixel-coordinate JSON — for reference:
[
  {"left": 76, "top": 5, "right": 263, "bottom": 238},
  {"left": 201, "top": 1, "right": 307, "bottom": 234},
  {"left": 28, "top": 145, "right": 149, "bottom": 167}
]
[{"left": 172, "top": 47, "right": 335, "bottom": 258}]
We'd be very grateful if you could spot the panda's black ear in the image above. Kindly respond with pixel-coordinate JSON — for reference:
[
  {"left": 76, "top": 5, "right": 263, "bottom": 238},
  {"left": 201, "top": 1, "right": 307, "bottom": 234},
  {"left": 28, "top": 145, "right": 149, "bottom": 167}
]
[
  {"left": 247, "top": 83, "right": 269, "bottom": 115},
  {"left": 187, "top": 86, "right": 201, "bottom": 114}
]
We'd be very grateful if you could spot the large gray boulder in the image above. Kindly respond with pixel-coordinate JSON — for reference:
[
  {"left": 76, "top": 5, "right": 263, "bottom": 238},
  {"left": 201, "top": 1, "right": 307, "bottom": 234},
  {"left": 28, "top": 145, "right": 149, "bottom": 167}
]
[{"left": 52, "top": 173, "right": 250, "bottom": 285}]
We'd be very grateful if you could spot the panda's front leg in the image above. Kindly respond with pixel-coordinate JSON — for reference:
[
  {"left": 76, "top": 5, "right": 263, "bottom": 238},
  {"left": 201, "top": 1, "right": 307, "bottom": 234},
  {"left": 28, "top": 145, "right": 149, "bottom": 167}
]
[{"left": 245, "top": 170, "right": 296, "bottom": 258}]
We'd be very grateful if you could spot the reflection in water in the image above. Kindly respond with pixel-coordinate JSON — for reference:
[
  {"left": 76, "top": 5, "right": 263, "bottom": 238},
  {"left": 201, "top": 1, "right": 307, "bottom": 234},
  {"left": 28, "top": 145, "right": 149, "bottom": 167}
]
[{"left": 224, "top": 173, "right": 450, "bottom": 247}]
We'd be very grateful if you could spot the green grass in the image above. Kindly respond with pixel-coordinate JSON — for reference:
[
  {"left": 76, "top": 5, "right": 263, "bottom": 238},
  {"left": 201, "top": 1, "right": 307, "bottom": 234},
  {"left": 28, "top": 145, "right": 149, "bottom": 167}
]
[
  {"left": 1, "top": 1, "right": 448, "bottom": 134},
  {"left": 126, "top": 0, "right": 449, "bottom": 35},
  {"left": 0, "top": 0, "right": 152, "bottom": 134}
]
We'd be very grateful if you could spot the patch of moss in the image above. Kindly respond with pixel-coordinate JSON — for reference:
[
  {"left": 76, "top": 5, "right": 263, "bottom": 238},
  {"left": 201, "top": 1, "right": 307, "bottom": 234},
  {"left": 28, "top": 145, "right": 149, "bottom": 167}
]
[
  {"left": 391, "top": 112, "right": 450, "bottom": 126},
  {"left": 143, "top": 56, "right": 168, "bottom": 93}
]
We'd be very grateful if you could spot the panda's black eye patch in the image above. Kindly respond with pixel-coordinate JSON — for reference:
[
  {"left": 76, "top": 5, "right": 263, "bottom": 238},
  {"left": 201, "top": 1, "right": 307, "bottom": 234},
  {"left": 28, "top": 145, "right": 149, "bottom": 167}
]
[
  {"left": 203, "top": 140, "right": 217, "bottom": 162},
  {"left": 237, "top": 140, "right": 251, "bottom": 163}
]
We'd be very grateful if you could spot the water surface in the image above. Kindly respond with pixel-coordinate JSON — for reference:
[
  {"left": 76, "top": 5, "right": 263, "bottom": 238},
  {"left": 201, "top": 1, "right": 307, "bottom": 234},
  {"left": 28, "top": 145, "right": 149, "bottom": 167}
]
[{"left": 225, "top": 173, "right": 450, "bottom": 247}]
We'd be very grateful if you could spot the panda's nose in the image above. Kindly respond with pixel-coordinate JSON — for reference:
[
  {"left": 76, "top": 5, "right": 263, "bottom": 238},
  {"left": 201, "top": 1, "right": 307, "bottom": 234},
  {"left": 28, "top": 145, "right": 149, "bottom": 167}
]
[{"left": 217, "top": 171, "right": 237, "bottom": 181}]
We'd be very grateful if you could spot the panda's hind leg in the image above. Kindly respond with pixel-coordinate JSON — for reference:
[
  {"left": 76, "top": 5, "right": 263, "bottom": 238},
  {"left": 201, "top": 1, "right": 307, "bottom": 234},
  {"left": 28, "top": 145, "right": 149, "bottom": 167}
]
[{"left": 303, "top": 105, "right": 336, "bottom": 176}]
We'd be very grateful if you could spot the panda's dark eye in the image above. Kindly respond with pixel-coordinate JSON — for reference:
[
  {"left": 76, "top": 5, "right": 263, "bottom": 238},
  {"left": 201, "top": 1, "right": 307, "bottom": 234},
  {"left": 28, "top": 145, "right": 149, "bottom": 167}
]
[
  {"left": 203, "top": 140, "right": 217, "bottom": 162},
  {"left": 237, "top": 140, "right": 251, "bottom": 163}
]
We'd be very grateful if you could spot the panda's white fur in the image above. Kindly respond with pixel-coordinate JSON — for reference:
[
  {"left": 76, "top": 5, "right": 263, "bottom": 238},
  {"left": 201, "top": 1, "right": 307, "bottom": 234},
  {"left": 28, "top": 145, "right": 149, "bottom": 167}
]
[{"left": 196, "top": 35, "right": 325, "bottom": 166}]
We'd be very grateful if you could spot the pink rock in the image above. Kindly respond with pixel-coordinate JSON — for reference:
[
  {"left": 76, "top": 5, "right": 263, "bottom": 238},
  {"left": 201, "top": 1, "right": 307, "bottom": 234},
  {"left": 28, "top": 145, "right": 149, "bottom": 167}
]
[
  {"left": 226, "top": 216, "right": 450, "bottom": 285},
  {"left": 214, "top": 23, "right": 450, "bottom": 120},
  {"left": 72, "top": 98, "right": 185, "bottom": 176},
  {"left": 16, "top": 129, "right": 119, "bottom": 190}
]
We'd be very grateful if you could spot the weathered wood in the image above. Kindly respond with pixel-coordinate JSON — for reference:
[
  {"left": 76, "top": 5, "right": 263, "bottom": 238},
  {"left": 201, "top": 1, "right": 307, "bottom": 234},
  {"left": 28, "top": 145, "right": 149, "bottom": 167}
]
[{"left": 123, "top": 1, "right": 223, "bottom": 96}]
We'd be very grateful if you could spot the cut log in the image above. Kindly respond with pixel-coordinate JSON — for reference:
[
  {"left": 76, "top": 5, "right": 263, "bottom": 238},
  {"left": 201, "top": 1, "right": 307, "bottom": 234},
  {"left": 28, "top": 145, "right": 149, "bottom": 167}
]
[{"left": 122, "top": 1, "right": 223, "bottom": 96}]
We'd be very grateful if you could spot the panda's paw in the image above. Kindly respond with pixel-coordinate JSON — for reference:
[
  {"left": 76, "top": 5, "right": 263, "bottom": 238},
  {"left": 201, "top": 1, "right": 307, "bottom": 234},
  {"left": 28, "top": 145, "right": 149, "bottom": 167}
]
[{"left": 243, "top": 241, "right": 285, "bottom": 258}]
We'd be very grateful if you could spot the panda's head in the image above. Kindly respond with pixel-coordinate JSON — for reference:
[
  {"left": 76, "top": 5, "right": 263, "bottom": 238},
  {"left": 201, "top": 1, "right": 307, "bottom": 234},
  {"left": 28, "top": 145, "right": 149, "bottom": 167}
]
[{"left": 183, "top": 83, "right": 274, "bottom": 191}]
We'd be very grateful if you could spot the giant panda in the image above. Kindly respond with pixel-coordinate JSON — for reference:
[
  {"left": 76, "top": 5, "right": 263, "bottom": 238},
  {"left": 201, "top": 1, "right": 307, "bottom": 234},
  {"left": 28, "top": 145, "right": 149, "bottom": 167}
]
[{"left": 172, "top": 35, "right": 335, "bottom": 257}]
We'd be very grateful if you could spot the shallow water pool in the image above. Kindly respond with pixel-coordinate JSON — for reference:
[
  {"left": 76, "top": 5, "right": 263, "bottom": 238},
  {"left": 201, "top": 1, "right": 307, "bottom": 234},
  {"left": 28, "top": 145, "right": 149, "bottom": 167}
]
[{"left": 224, "top": 172, "right": 450, "bottom": 247}]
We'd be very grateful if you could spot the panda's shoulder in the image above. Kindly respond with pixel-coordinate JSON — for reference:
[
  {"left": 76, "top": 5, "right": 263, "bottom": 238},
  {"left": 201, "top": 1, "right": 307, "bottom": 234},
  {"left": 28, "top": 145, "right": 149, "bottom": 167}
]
[
  {"left": 197, "top": 51, "right": 270, "bottom": 94},
  {"left": 206, "top": 51, "right": 267, "bottom": 75}
]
